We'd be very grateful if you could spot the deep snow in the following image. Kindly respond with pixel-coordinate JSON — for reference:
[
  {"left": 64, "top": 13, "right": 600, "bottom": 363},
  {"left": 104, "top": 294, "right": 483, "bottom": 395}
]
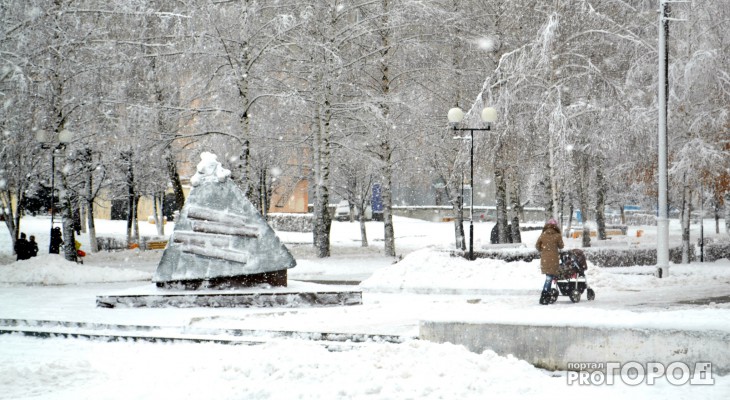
[{"left": 0, "top": 215, "right": 728, "bottom": 399}]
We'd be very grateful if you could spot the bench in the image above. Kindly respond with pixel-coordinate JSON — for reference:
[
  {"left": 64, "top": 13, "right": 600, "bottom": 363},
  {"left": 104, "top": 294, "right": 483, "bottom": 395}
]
[
  {"left": 145, "top": 241, "right": 168, "bottom": 250},
  {"left": 571, "top": 229, "right": 625, "bottom": 239}
]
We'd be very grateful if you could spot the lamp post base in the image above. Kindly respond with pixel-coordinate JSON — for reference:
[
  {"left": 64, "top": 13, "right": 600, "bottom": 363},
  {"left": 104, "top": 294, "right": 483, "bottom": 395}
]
[{"left": 469, "top": 222, "right": 474, "bottom": 261}]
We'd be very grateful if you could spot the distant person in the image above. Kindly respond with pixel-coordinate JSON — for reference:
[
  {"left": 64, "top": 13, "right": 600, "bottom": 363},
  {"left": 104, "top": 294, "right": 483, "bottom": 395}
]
[
  {"left": 50, "top": 227, "right": 63, "bottom": 254},
  {"left": 489, "top": 223, "right": 514, "bottom": 244},
  {"left": 490, "top": 224, "right": 499, "bottom": 244},
  {"left": 14, "top": 232, "right": 30, "bottom": 261},
  {"left": 28, "top": 235, "right": 39, "bottom": 258},
  {"left": 73, "top": 209, "right": 82, "bottom": 235},
  {"left": 535, "top": 218, "right": 564, "bottom": 305}
]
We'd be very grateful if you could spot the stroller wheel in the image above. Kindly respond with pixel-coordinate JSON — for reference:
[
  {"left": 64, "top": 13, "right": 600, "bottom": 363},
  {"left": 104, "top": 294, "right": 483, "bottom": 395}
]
[
  {"left": 569, "top": 289, "right": 581, "bottom": 303},
  {"left": 587, "top": 288, "right": 595, "bottom": 301},
  {"left": 550, "top": 288, "right": 559, "bottom": 304}
]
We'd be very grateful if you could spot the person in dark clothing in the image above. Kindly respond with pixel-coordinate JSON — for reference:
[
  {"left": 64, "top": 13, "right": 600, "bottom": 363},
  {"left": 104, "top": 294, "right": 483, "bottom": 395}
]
[
  {"left": 490, "top": 223, "right": 514, "bottom": 244},
  {"left": 28, "top": 235, "right": 39, "bottom": 258},
  {"left": 14, "top": 232, "right": 30, "bottom": 261},
  {"left": 73, "top": 208, "right": 82, "bottom": 235},
  {"left": 490, "top": 224, "right": 499, "bottom": 244},
  {"left": 50, "top": 227, "right": 63, "bottom": 254}
]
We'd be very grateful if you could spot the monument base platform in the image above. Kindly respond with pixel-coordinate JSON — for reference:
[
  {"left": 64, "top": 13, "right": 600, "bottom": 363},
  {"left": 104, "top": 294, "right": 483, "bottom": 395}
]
[
  {"left": 154, "top": 269, "right": 288, "bottom": 290},
  {"left": 96, "top": 282, "right": 362, "bottom": 309}
]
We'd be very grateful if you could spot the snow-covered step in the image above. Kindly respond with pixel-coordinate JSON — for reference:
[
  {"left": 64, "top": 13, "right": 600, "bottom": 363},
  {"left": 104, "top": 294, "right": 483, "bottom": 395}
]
[
  {"left": 0, "top": 318, "right": 411, "bottom": 346},
  {"left": 0, "top": 326, "right": 266, "bottom": 346},
  {"left": 0, "top": 326, "right": 405, "bottom": 351}
]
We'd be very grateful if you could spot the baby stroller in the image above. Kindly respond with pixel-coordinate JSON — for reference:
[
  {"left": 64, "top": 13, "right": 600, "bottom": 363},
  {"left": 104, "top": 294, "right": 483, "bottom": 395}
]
[{"left": 549, "top": 249, "right": 595, "bottom": 303}]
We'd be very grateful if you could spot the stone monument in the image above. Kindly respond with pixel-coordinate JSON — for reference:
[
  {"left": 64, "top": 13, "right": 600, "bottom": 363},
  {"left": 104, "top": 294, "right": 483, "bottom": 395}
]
[
  {"left": 153, "top": 152, "right": 296, "bottom": 289},
  {"left": 97, "top": 152, "right": 362, "bottom": 309}
]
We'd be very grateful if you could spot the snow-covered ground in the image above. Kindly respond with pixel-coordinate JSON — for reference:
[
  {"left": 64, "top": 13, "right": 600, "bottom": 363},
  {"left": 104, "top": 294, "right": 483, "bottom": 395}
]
[{"left": 0, "top": 215, "right": 729, "bottom": 399}]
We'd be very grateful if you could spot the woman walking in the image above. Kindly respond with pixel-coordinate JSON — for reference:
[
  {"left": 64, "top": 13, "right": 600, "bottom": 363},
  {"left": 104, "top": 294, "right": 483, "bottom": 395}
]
[{"left": 535, "top": 218, "right": 564, "bottom": 305}]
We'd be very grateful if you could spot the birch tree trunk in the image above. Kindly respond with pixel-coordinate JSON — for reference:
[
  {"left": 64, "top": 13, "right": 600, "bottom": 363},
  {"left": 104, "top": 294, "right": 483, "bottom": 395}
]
[
  {"left": 355, "top": 181, "right": 371, "bottom": 247},
  {"left": 543, "top": 168, "right": 554, "bottom": 220},
  {"left": 548, "top": 123, "right": 560, "bottom": 219},
  {"left": 713, "top": 192, "right": 720, "bottom": 234},
  {"left": 61, "top": 208, "right": 77, "bottom": 262},
  {"left": 578, "top": 155, "right": 591, "bottom": 248},
  {"left": 494, "top": 164, "right": 509, "bottom": 244},
  {"left": 79, "top": 202, "right": 86, "bottom": 234},
  {"left": 165, "top": 149, "right": 185, "bottom": 215},
  {"left": 558, "top": 193, "right": 565, "bottom": 232},
  {"left": 82, "top": 149, "right": 98, "bottom": 253},
  {"left": 133, "top": 195, "right": 140, "bottom": 249},
  {"left": 124, "top": 151, "right": 135, "bottom": 247},
  {"left": 595, "top": 164, "right": 607, "bottom": 240},
  {"left": 312, "top": 118, "right": 322, "bottom": 251},
  {"left": 565, "top": 201, "right": 574, "bottom": 239},
  {"left": 452, "top": 192, "right": 466, "bottom": 250},
  {"left": 59, "top": 165, "right": 77, "bottom": 263},
  {"left": 150, "top": 50, "right": 184, "bottom": 218},
  {"left": 313, "top": 102, "right": 332, "bottom": 258},
  {"left": 86, "top": 194, "right": 97, "bottom": 253},
  {"left": 508, "top": 172, "right": 522, "bottom": 243},
  {"left": 153, "top": 194, "right": 164, "bottom": 236},
  {"left": 359, "top": 212, "right": 368, "bottom": 247},
  {"left": 240, "top": 112, "right": 253, "bottom": 202},
  {"left": 211, "top": 9, "right": 253, "bottom": 201},
  {"left": 377, "top": 3, "right": 396, "bottom": 258},
  {"left": 449, "top": 0, "right": 465, "bottom": 251},
  {"left": 0, "top": 190, "right": 18, "bottom": 253},
  {"left": 381, "top": 143, "right": 396, "bottom": 257},
  {"left": 681, "top": 184, "right": 692, "bottom": 264}
]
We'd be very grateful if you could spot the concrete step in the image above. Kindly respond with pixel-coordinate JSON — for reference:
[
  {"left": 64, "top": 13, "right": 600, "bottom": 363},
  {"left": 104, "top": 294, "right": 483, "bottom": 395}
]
[{"left": 0, "top": 318, "right": 411, "bottom": 349}]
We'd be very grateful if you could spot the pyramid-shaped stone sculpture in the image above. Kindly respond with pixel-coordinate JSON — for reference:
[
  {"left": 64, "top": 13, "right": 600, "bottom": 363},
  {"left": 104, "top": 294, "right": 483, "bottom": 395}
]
[{"left": 153, "top": 152, "right": 296, "bottom": 289}]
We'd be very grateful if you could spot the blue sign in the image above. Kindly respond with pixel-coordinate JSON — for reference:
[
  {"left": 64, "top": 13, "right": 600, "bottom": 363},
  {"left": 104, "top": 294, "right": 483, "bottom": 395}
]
[{"left": 372, "top": 184, "right": 383, "bottom": 213}]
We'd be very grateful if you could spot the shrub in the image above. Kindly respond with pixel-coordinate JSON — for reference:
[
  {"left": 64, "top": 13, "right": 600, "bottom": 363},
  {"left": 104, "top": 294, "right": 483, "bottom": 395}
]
[{"left": 267, "top": 213, "right": 313, "bottom": 232}]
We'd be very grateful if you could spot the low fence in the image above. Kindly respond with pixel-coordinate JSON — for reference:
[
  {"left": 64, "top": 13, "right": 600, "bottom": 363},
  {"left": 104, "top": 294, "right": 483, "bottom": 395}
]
[
  {"left": 96, "top": 236, "right": 128, "bottom": 251},
  {"left": 456, "top": 241, "right": 730, "bottom": 267},
  {"left": 390, "top": 206, "right": 546, "bottom": 222},
  {"left": 267, "top": 213, "right": 313, "bottom": 232}
]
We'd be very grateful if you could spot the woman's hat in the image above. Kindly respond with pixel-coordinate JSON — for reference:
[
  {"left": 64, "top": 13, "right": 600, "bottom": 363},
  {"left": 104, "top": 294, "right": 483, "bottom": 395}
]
[{"left": 547, "top": 218, "right": 558, "bottom": 226}]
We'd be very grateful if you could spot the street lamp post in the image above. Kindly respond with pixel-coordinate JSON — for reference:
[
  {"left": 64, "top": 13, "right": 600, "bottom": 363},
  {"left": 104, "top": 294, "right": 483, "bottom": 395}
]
[
  {"left": 657, "top": 0, "right": 679, "bottom": 278},
  {"left": 35, "top": 129, "right": 73, "bottom": 253},
  {"left": 448, "top": 106, "right": 497, "bottom": 260}
]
